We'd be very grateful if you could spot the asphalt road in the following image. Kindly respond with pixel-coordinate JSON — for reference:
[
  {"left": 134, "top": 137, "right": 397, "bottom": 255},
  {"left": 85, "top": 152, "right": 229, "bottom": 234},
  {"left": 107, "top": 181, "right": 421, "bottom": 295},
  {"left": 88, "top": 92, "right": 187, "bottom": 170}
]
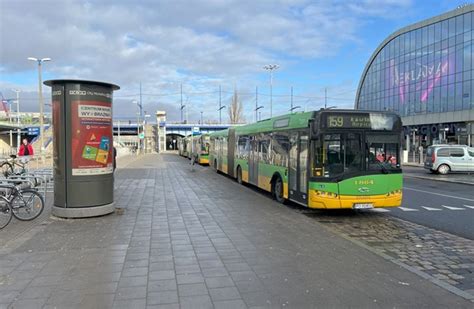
[{"left": 379, "top": 177, "right": 474, "bottom": 240}]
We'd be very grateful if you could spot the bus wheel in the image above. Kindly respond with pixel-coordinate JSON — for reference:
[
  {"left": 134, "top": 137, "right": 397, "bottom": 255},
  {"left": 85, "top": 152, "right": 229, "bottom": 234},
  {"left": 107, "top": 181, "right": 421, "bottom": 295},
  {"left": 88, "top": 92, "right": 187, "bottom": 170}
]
[
  {"left": 273, "top": 177, "right": 285, "bottom": 204},
  {"left": 237, "top": 166, "right": 242, "bottom": 184}
]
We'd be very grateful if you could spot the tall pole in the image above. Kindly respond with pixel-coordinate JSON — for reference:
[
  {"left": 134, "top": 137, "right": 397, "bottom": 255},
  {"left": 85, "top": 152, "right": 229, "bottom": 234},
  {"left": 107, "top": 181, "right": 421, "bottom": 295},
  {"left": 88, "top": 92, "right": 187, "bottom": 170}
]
[
  {"left": 263, "top": 64, "right": 279, "bottom": 118},
  {"left": 38, "top": 61, "right": 44, "bottom": 154},
  {"left": 255, "top": 86, "right": 258, "bottom": 123},
  {"left": 290, "top": 86, "right": 293, "bottom": 112},
  {"left": 219, "top": 85, "right": 222, "bottom": 124},
  {"left": 180, "top": 83, "right": 183, "bottom": 123},
  {"left": 200, "top": 111, "right": 203, "bottom": 124},
  {"left": 14, "top": 90, "right": 20, "bottom": 152},
  {"left": 29, "top": 57, "right": 51, "bottom": 155},
  {"left": 324, "top": 88, "right": 327, "bottom": 109}
]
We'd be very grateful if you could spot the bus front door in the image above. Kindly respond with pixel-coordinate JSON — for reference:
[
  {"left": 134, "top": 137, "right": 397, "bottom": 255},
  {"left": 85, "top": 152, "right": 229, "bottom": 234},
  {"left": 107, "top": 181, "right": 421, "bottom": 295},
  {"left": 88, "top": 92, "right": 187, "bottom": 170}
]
[{"left": 289, "top": 133, "right": 308, "bottom": 205}]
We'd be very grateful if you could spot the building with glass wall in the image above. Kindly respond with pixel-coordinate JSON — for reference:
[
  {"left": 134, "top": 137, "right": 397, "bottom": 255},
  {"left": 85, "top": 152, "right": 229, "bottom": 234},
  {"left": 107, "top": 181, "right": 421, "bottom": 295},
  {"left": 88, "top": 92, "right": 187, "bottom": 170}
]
[{"left": 355, "top": 4, "right": 474, "bottom": 151}]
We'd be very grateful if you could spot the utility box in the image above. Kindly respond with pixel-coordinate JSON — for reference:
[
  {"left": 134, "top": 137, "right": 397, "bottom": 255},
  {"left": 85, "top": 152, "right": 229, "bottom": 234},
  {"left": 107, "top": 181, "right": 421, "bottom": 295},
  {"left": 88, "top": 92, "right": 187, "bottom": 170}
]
[{"left": 44, "top": 79, "right": 120, "bottom": 218}]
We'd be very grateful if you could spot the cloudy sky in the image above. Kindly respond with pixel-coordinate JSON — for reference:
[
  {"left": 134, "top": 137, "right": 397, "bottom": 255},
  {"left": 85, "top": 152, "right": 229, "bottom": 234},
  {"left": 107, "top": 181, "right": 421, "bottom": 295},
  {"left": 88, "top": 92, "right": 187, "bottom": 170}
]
[{"left": 0, "top": 0, "right": 466, "bottom": 123}]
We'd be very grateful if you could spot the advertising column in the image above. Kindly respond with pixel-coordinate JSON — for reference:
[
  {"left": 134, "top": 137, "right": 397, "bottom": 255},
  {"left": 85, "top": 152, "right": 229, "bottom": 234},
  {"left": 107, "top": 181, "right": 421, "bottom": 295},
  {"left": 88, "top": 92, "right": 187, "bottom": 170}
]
[{"left": 45, "top": 79, "right": 120, "bottom": 218}]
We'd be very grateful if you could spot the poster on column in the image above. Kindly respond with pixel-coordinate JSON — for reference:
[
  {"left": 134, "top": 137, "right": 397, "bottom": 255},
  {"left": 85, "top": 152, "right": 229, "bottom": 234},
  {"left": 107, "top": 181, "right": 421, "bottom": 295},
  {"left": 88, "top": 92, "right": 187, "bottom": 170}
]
[{"left": 71, "top": 100, "right": 113, "bottom": 176}]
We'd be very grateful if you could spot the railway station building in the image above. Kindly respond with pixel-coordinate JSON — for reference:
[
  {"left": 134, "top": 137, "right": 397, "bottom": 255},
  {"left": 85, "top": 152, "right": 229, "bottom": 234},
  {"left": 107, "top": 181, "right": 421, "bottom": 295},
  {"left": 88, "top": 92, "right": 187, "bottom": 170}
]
[{"left": 355, "top": 4, "right": 474, "bottom": 152}]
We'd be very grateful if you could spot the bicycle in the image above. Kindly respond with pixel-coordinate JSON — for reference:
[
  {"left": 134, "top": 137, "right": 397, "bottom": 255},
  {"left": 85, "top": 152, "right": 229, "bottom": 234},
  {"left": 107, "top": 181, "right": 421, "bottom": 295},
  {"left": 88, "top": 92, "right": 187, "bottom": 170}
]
[
  {"left": 0, "top": 184, "right": 45, "bottom": 229},
  {"left": 1, "top": 155, "right": 30, "bottom": 177}
]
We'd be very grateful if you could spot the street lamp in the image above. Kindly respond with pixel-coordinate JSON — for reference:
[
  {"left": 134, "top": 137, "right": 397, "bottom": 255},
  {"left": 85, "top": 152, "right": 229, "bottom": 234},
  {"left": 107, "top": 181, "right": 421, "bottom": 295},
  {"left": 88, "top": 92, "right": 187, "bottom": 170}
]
[
  {"left": 12, "top": 89, "right": 21, "bottom": 152},
  {"left": 290, "top": 106, "right": 301, "bottom": 113},
  {"left": 200, "top": 111, "right": 203, "bottom": 124},
  {"left": 28, "top": 57, "right": 51, "bottom": 154},
  {"left": 218, "top": 105, "right": 226, "bottom": 124},
  {"left": 255, "top": 105, "right": 264, "bottom": 122},
  {"left": 263, "top": 64, "right": 279, "bottom": 118}
]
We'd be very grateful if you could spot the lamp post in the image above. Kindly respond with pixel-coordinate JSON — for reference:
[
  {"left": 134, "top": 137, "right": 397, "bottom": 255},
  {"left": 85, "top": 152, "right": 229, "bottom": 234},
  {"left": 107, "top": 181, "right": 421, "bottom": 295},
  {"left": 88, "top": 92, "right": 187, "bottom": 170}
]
[
  {"left": 200, "top": 111, "right": 203, "bottom": 124},
  {"left": 263, "top": 64, "right": 279, "bottom": 118},
  {"left": 28, "top": 57, "right": 51, "bottom": 155},
  {"left": 12, "top": 89, "right": 21, "bottom": 152},
  {"left": 255, "top": 105, "right": 264, "bottom": 122},
  {"left": 218, "top": 105, "right": 226, "bottom": 124}
]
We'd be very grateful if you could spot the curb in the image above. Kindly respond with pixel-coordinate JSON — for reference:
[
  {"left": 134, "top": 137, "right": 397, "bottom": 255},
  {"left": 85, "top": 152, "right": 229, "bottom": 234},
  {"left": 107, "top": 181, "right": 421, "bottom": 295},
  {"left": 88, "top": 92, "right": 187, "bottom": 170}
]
[{"left": 404, "top": 174, "right": 474, "bottom": 186}]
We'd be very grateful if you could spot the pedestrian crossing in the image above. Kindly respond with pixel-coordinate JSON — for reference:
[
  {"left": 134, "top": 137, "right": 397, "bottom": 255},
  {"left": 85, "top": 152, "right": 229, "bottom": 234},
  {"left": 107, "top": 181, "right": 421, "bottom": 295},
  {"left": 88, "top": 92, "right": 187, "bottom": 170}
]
[{"left": 367, "top": 204, "right": 474, "bottom": 212}]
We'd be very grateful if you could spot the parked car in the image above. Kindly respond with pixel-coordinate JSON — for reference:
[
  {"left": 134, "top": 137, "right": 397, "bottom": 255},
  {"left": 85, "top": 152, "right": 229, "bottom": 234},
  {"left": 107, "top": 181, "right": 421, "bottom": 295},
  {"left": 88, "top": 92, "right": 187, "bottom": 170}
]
[{"left": 424, "top": 145, "right": 474, "bottom": 174}]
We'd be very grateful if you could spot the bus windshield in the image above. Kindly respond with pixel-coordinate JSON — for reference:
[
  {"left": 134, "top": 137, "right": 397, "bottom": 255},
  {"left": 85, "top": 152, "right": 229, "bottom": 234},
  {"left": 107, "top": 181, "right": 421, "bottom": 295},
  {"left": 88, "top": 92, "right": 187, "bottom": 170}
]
[
  {"left": 312, "top": 132, "right": 400, "bottom": 178},
  {"left": 366, "top": 134, "right": 400, "bottom": 171}
]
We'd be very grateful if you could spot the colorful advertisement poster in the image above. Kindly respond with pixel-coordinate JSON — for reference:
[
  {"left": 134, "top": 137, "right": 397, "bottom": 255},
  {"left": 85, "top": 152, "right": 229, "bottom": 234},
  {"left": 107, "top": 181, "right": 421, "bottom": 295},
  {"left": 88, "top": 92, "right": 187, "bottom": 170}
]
[{"left": 71, "top": 100, "right": 113, "bottom": 176}]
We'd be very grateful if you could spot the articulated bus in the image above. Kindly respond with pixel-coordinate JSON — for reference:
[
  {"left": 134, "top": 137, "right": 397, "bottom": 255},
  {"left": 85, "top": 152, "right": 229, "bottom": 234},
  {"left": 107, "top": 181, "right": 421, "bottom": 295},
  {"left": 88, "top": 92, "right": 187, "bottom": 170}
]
[
  {"left": 208, "top": 110, "right": 403, "bottom": 209},
  {"left": 191, "top": 134, "right": 211, "bottom": 165}
]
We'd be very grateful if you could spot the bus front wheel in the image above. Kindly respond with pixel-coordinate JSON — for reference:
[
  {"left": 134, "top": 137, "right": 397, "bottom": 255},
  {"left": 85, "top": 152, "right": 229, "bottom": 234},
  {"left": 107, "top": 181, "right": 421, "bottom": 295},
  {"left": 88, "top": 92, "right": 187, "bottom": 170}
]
[{"left": 273, "top": 177, "right": 285, "bottom": 204}]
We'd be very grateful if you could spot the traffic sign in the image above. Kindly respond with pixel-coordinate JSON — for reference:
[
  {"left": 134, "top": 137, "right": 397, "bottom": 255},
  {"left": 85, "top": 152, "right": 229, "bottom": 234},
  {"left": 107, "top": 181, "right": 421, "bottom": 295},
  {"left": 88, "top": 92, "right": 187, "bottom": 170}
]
[{"left": 27, "top": 127, "right": 40, "bottom": 135}]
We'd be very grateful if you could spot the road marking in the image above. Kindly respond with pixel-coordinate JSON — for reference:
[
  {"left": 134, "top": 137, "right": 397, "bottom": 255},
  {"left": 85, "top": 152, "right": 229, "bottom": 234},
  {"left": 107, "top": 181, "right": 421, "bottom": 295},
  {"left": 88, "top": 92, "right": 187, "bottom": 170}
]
[
  {"left": 463, "top": 205, "right": 474, "bottom": 209},
  {"left": 442, "top": 205, "right": 465, "bottom": 210},
  {"left": 371, "top": 208, "right": 391, "bottom": 212},
  {"left": 421, "top": 206, "right": 442, "bottom": 211},
  {"left": 399, "top": 207, "right": 419, "bottom": 212},
  {"left": 404, "top": 187, "right": 474, "bottom": 202}
]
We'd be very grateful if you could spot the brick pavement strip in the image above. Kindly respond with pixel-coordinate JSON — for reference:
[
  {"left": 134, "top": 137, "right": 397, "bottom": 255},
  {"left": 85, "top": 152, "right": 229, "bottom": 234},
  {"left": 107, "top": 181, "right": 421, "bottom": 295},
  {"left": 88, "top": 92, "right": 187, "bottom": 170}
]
[{"left": 0, "top": 153, "right": 472, "bottom": 308}]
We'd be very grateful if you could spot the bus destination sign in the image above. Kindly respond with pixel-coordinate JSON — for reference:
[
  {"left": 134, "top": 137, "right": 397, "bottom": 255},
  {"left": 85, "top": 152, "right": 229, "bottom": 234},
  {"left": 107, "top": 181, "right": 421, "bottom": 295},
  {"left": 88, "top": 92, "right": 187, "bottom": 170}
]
[{"left": 324, "top": 113, "right": 397, "bottom": 130}]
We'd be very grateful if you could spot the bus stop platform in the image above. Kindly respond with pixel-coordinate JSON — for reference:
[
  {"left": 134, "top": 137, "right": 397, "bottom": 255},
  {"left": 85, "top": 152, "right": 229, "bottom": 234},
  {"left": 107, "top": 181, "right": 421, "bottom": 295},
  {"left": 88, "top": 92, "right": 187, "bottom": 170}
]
[{"left": 0, "top": 153, "right": 471, "bottom": 308}]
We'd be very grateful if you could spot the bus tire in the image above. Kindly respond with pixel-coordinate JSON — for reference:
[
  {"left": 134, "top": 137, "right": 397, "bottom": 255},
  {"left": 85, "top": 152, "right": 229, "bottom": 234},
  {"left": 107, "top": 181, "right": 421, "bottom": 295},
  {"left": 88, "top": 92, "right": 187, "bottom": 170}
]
[
  {"left": 237, "top": 166, "right": 242, "bottom": 184},
  {"left": 272, "top": 176, "right": 285, "bottom": 204}
]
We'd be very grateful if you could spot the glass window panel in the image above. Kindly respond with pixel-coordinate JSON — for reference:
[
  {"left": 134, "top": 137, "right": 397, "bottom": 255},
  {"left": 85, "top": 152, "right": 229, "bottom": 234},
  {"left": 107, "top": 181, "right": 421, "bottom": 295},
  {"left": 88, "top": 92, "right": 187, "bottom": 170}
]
[
  {"left": 434, "top": 21, "right": 441, "bottom": 42},
  {"left": 456, "top": 15, "right": 463, "bottom": 35},
  {"left": 455, "top": 82, "right": 463, "bottom": 111},
  {"left": 465, "top": 13, "right": 472, "bottom": 32},
  {"left": 449, "top": 17, "right": 456, "bottom": 37},
  {"left": 441, "top": 20, "right": 449, "bottom": 40},
  {"left": 448, "top": 83, "right": 455, "bottom": 111},
  {"left": 422, "top": 26, "right": 428, "bottom": 47},
  {"left": 428, "top": 24, "right": 434, "bottom": 45},
  {"left": 463, "top": 80, "right": 471, "bottom": 110},
  {"left": 464, "top": 42, "right": 471, "bottom": 72},
  {"left": 456, "top": 33, "right": 464, "bottom": 45}
]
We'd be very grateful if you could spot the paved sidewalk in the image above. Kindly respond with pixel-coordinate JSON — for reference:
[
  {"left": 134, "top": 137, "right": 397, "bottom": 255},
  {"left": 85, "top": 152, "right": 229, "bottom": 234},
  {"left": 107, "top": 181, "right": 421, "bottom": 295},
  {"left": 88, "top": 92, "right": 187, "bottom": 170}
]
[
  {"left": 0, "top": 153, "right": 471, "bottom": 308},
  {"left": 403, "top": 165, "right": 474, "bottom": 185}
]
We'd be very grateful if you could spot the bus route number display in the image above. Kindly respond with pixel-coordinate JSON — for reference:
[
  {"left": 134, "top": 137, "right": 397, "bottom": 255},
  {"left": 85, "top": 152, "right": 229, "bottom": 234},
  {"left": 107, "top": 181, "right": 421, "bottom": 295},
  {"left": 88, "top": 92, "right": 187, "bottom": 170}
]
[{"left": 325, "top": 113, "right": 395, "bottom": 130}]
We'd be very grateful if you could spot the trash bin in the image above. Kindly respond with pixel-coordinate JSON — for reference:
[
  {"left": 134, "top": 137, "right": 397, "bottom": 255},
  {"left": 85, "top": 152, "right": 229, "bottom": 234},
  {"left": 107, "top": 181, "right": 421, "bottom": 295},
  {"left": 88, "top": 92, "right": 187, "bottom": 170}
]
[{"left": 44, "top": 79, "right": 120, "bottom": 218}]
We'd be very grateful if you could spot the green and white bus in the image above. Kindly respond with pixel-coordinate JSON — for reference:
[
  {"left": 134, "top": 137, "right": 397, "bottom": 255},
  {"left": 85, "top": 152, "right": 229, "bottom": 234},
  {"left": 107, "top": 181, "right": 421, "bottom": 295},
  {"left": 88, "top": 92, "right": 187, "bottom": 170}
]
[
  {"left": 191, "top": 134, "right": 211, "bottom": 165},
  {"left": 209, "top": 109, "right": 403, "bottom": 209}
]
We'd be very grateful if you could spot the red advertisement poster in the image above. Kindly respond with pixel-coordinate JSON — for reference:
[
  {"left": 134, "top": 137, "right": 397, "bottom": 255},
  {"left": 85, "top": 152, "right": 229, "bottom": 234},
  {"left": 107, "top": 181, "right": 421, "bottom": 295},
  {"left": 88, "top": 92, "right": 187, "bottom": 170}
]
[{"left": 71, "top": 100, "right": 113, "bottom": 176}]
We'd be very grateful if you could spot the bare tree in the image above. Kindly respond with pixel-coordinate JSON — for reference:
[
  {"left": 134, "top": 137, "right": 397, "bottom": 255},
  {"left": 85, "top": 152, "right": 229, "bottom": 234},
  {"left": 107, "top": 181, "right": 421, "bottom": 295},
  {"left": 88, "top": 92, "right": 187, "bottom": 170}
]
[{"left": 228, "top": 89, "right": 245, "bottom": 124}]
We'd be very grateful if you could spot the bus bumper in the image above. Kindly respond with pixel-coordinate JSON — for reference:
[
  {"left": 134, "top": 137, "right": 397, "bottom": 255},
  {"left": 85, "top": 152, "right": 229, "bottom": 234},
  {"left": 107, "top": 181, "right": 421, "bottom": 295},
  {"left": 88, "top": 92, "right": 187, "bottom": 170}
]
[{"left": 308, "top": 191, "right": 402, "bottom": 209}]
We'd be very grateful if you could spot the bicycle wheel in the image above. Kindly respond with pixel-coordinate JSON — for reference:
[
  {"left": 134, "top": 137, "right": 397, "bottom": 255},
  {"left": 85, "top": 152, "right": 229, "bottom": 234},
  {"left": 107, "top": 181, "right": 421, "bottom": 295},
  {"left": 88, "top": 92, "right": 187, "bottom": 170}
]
[
  {"left": 11, "top": 189, "right": 44, "bottom": 221},
  {"left": 1, "top": 162, "right": 13, "bottom": 178},
  {"left": 0, "top": 197, "right": 12, "bottom": 229}
]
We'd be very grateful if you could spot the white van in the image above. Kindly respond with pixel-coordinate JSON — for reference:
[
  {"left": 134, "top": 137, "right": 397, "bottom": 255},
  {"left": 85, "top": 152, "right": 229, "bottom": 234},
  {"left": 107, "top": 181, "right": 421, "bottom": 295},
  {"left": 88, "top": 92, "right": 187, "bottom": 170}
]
[{"left": 424, "top": 145, "right": 474, "bottom": 174}]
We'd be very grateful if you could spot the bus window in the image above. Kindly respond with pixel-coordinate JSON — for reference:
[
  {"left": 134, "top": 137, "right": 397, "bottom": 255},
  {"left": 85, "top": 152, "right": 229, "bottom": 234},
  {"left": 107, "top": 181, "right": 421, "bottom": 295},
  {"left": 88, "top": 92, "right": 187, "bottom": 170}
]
[
  {"left": 366, "top": 134, "right": 400, "bottom": 170},
  {"left": 272, "top": 133, "right": 290, "bottom": 167},
  {"left": 313, "top": 133, "right": 363, "bottom": 177}
]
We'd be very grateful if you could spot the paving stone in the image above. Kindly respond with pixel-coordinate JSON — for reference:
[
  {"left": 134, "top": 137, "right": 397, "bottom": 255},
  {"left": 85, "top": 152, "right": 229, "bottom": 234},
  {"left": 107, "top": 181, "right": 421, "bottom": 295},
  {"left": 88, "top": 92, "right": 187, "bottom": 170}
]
[
  {"left": 205, "top": 276, "right": 236, "bottom": 289},
  {"left": 178, "top": 283, "right": 209, "bottom": 297},
  {"left": 213, "top": 299, "right": 247, "bottom": 309},
  {"left": 115, "top": 286, "right": 147, "bottom": 300},
  {"left": 179, "top": 295, "right": 213, "bottom": 309},
  {"left": 148, "top": 279, "right": 177, "bottom": 292},
  {"left": 209, "top": 286, "right": 241, "bottom": 301},
  {"left": 176, "top": 273, "right": 205, "bottom": 285},
  {"left": 147, "top": 291, "right": 179, "bottom": 305}
]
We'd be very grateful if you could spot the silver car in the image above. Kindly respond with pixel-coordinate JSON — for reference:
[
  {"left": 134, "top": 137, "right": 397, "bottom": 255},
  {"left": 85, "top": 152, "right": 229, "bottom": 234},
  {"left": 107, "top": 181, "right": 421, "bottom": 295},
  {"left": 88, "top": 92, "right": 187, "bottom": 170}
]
[{"left": 424, "top": 145, "right": 474, "bottom": 174}]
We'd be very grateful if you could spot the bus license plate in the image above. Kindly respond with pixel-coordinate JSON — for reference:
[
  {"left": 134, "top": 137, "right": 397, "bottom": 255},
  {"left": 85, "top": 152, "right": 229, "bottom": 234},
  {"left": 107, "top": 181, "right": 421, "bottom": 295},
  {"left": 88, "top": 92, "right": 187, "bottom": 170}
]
[{"left": 353, "top": 203, "right": 374, "bottom": 209}]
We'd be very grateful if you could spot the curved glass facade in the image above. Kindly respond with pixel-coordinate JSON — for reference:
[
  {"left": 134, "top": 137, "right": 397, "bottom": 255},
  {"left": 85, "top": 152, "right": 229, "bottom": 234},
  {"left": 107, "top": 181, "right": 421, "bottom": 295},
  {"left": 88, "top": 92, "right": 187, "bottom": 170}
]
[{"left": 357, "top": 11, "right": 473, "bottom": 117}]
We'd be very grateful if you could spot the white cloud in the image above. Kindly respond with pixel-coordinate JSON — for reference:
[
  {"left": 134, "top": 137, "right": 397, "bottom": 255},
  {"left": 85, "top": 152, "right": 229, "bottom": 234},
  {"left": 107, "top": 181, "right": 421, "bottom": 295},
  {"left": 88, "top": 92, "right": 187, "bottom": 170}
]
[{"left": 0, "top": 0, "right": 413, "bottom": 121}]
